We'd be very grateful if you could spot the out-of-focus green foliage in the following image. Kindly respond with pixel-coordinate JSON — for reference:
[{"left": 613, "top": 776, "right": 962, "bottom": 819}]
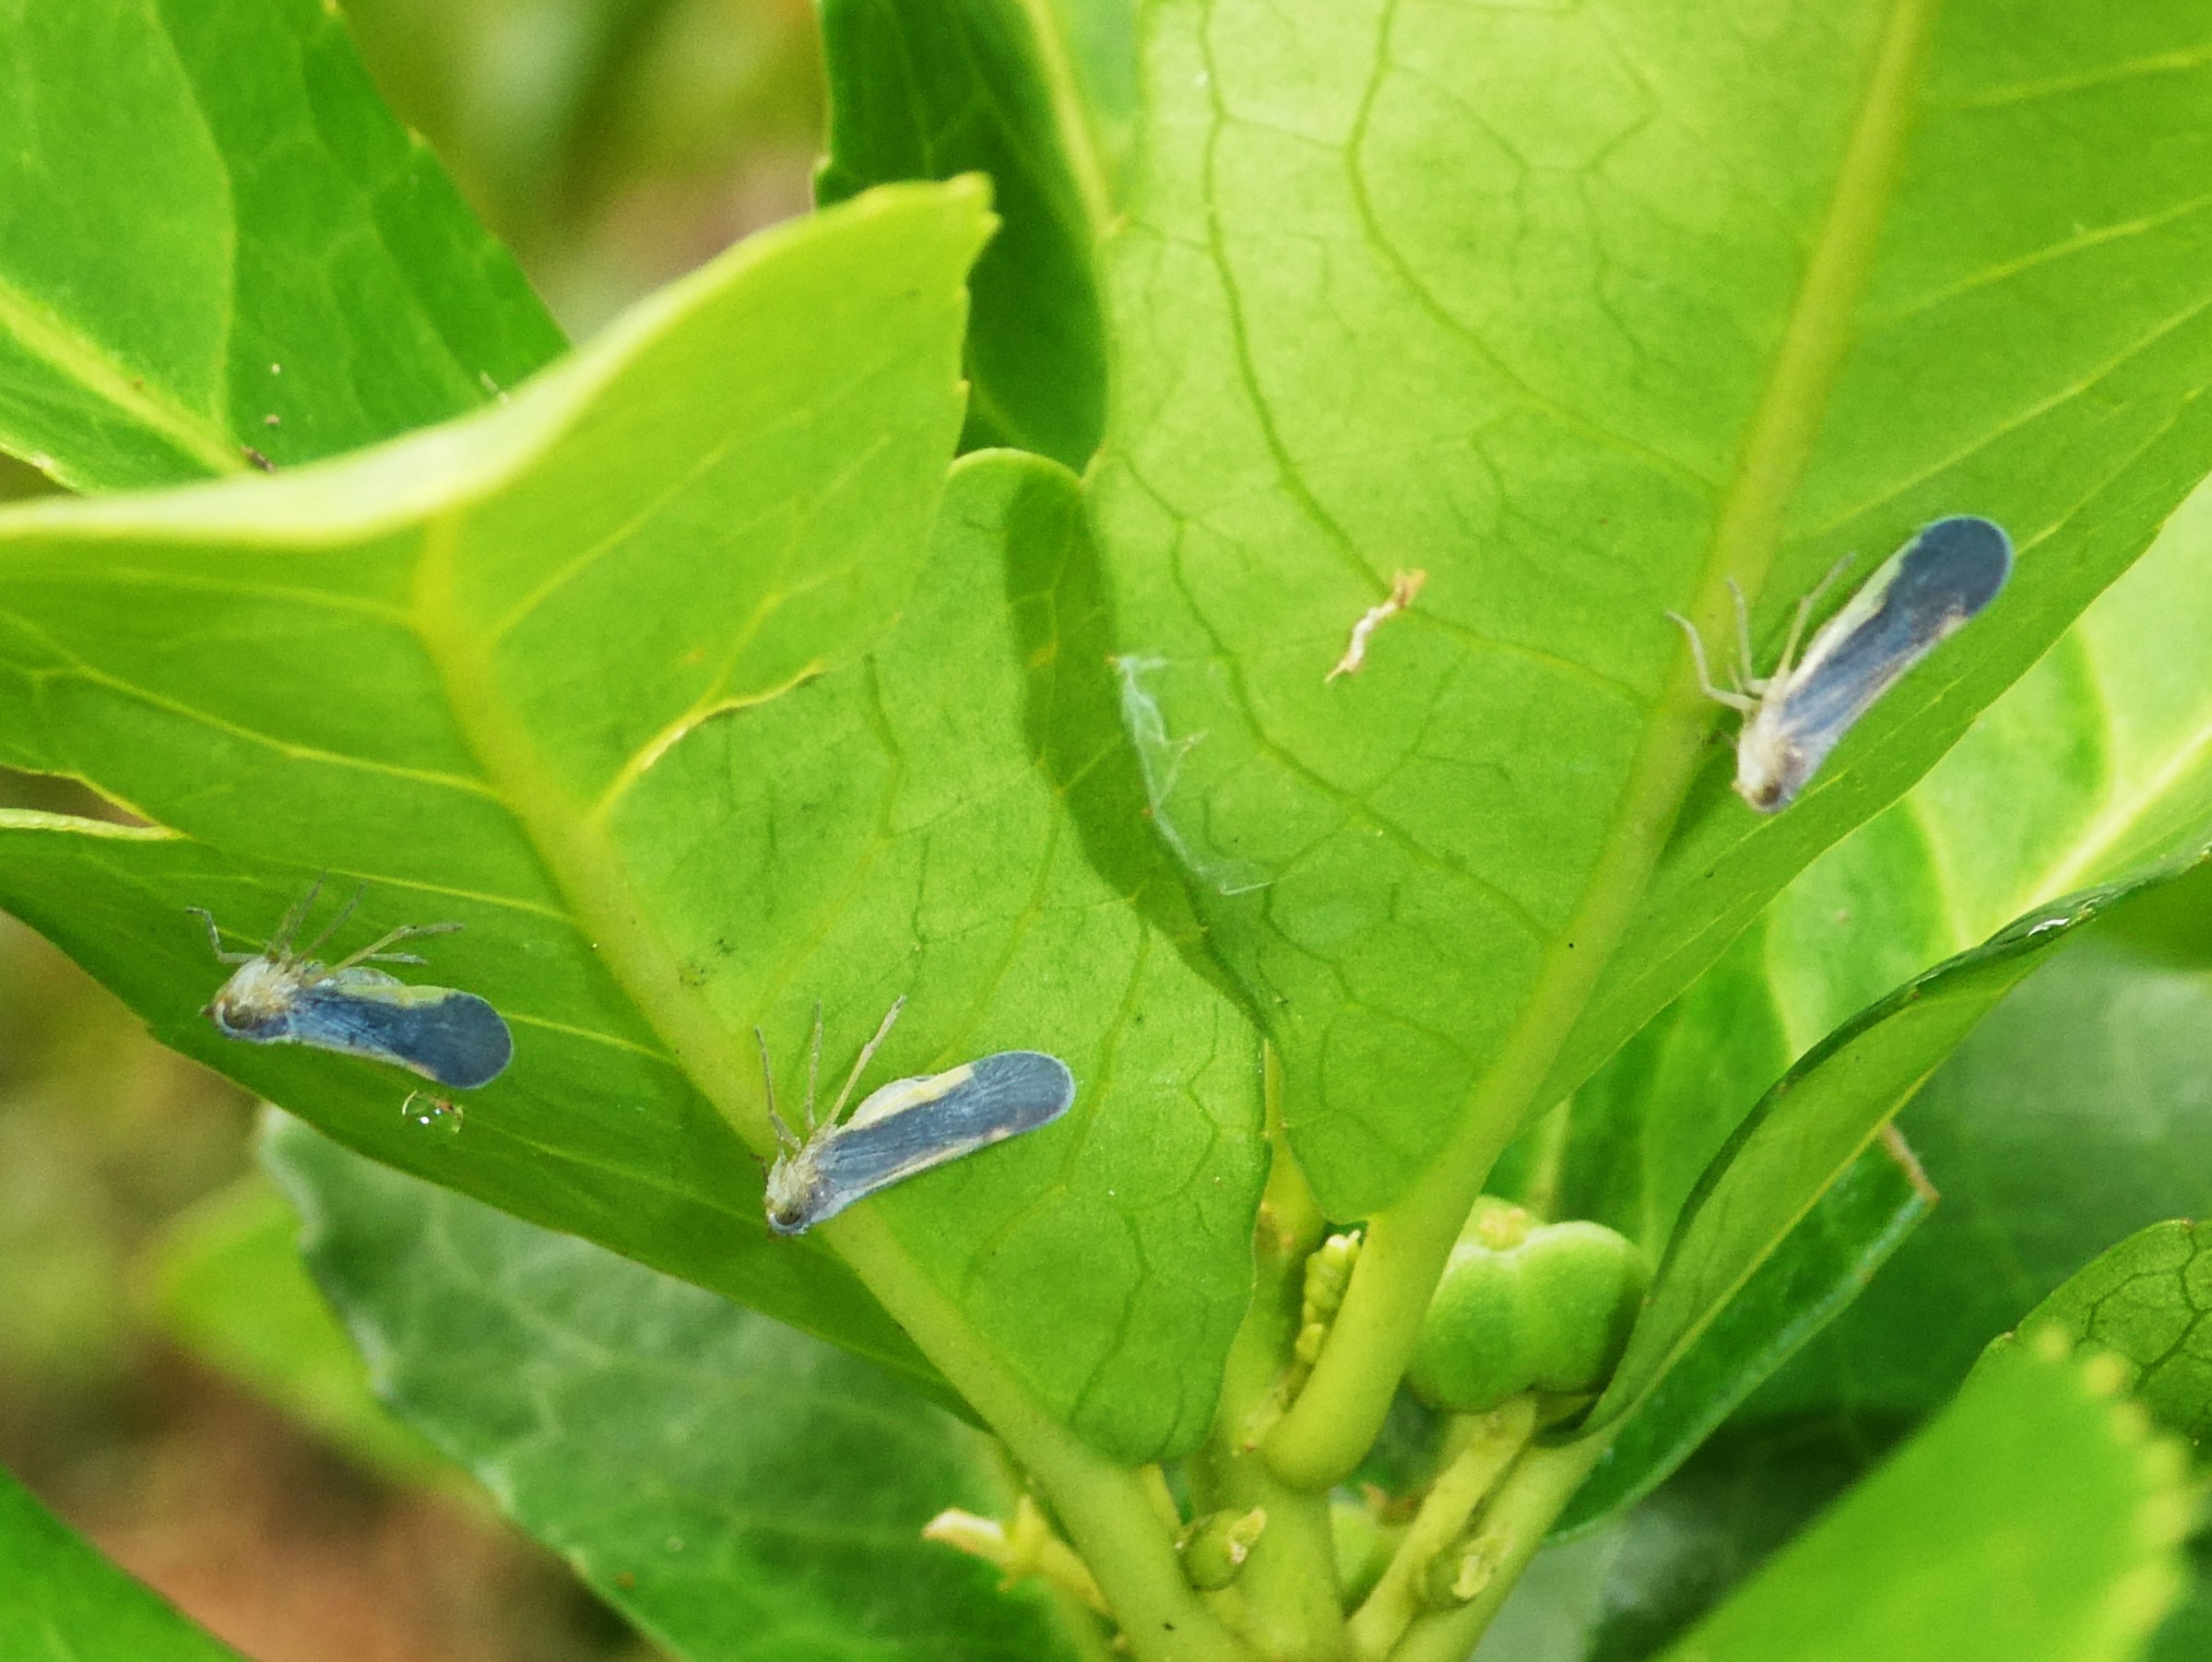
[
  {"left": 0, "top": 1468, "right": 248, "bottom": 1661},
  {"left": 1656, "top": 1343, "right": 2194, "bottom": 1662},
  {"left": 142, "top": 1175, "right": 447, "bottom": 1482},
  {"left": 264, "top": 1112, "right": 1082, "bottom": 1662},
  {"left": 0, "top": 0, "right": 562, "bottom": 489}
]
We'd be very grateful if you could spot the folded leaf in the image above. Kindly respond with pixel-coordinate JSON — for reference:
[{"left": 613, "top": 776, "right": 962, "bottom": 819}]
[
  {"left": 0, "top": 181, "right": 987, "bottom": 1395},
  {"left": 1593, "top": 846, "right": 2209, "bottom": 1435},
  {"left": 0, "top": 224, "right": 1266, "bottom": 1456},
  {"left": 1755, "top": 925, "right": 2212, "bottom": 1426}
]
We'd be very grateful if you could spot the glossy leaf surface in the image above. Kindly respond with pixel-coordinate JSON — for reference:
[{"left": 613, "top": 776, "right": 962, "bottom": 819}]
[
  {"left": 264, "top": 1113, "right": 1081, "bottom": 1662},
  {"left": 1092, "top": 0, "right": 2212, "bottom": 1214},
  {"left": 0, "top": 0, "right": 562, "bottom": 490}
]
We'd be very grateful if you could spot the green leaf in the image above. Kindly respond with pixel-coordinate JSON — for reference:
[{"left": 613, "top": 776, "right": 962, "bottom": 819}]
[
  {"left": 0, "top": 0, "right": 563, "bottom": 491},
  {"left": 1556, "top": 1130, "right": 1930, "bottom": 1534},
  {"left": 1995, "top": 1217, "right": 2212, "bottom": 1449},
  {"left": 1755, "top": 923, "right": 2212, "bottom": 1427},
  {"left": 0, "top": 181, "right": 983, "bottom": 1397},
  {"left": 1655, "top": 1342, "right": 2196, "bottom": 1662},
  {"left": 2148, "top": 1550, "right": 2212, "bottom": 1662},
  {"left": 261, "top": 1112, "right": 1082, "bottom": 1662},
  {"left": 0, "top": 193, "right": 1265, "bottom": 1458},
  {"left": 817, "top": 0, "right": 1111, "bottom": 469},
  {"left": 140, "top": 1173, "right": 448, "bottom": 1482},
  {"left": 1036, "top": 0, "right": 1136, "bottom": 190},
  {"left": 1475, "top": 1419, "right": 1875, "bottom": 1662},
  {"left": 1731, "top": 468, "right": 2212, "bottom": 1094},
  {"left": 0, "top": 1466, "right": 246, "bottom": 1662},
  {"left": 1592, "top": 846, "right": 2210, "bottom": 1436},
  {"left": 1092, "top": 0, "right": 2212, "bottom": 1215},
  {"left": 1573, "top": 473, "right": 2212, "bottom": 1439}
]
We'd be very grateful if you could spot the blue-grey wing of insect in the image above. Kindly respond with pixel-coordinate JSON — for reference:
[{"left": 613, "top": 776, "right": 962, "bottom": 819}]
[
  {"left": 291, "top": 977, "right": 515, "bottom": 1089},
  {"left": 1783, "top": 515, "right": 2012, "bottom": 755},
  {"left": 814, "top": 1049, "right": 1076, "bottom": 1201}
]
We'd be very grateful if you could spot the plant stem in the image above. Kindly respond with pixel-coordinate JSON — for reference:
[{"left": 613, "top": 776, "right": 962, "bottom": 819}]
[
  {"left": 925, "top": 1497, "right": 1110, "bottom": 1611},
  {"left": 413, "top": 548, "right": 1253, "bottom": 1662},
  {"left": 1189, "top": 1046, "right": 1350, "bottom": 1660},
  {"left": 1264, "top": 1103, "right": 1522, "bottom": 1491},
  {"left": 1344, "top": 1399, "right": 1537, "bottom": 1662},
  {"left": 1259, "top": 0, "right": 1940, "bottom": 1491},
  {"left": 1385, "top": 1437, "right": 1609, "bottom": 1662},
  {"left": 836, "top": 1208, "right": 1255, "bottom": 1662}
]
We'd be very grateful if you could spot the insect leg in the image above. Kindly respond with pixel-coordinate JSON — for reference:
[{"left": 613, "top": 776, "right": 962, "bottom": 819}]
[
  {"left": 184, "top": 906, "right": 256, "bottom": 965},
  {"left": 1772, "top": 553, "right": 1857, "bottom": 684},
  {"left": 302, "top": 880, "right": 366, "bottom": 958},
  {"left": 270, "top": 873, "right": 327, "bottom": 955},
  {"left": 807, "top": 1003, "right": 822, "bottom": 1132},
  {"left": 1666, "top": 609, "right": 1758, "bottom": 714},
  {"left": 826, "top": 996, "right": 908, "bottom": 1125},
  {"left": 1724, "top": 578, "right": 1769, "bottom": 693},
  {"left": 333, "top": 919, "right": 463, "bottom": 971},
  {"left": 756, "top": 1026, "right": 799, "bottom": 1153}
]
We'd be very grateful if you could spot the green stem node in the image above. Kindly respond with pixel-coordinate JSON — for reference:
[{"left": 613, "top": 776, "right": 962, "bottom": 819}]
[
  {"left": 1344, "top": 1398, "right": 1538, "bottom": 1661},
  {"left": 1387, "top": 1437, "right": 1610, "bottom": 1662}
]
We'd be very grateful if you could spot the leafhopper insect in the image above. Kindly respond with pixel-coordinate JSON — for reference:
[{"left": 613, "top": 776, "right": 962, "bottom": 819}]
[
  {"left": 1671, "top": 514, "right": 2013, "bottom": 811},
  {"left": 190, "top": 878, "right": 514, "bottom": 1090},
  {"left": 759, "top": 998, "right": 1075, "bottom": 1235}
]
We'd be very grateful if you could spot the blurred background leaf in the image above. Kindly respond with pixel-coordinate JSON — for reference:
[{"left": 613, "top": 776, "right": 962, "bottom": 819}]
[
  {"left": 816, "top": 0, "right": 1111, "bottom": 469},
  {"left": 336, "top": 0, "right": 824, "bottom": 332},
  {"left": 0, "top": 0, "right": 563, "bottom": 489},
  {"left": 0, "top": 1466, "right": 250, "bottom": 1661},
  {"left": 264, "top": 1110, "right": 1092, "bottom": 1662},
  {"left": 141, "top": 1177, "right": 450, "bottom": 1486}
]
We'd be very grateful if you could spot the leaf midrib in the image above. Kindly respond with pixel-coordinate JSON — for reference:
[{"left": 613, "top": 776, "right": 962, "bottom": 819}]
[
  {"left": 0, "top": 270, "right": 243, "bottom": 480},
  {"left": 1433, "top": 0, "right": 1946, "bottom": 1168},
  {"left": 405, "top": 492, "right": 1088, "bottom": 1448}
]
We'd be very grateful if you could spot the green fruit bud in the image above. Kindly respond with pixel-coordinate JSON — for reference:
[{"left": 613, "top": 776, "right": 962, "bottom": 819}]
[
  {"left": 1285, "top": 1230, "right": 1365, "bottom": 1393},
  {"left": 1301, "top": 1231, "right": 1362, "bottom": 1326},
  {"left": 1177, "top": 1506, "right": 1267, "bottom": 1591},
  {"left": 1406, "top": 1204, "right": 1649, "bottom": 1413},
  {"left": 1420, "top": 1526, "right": 1507, "bottom": 1609}
]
